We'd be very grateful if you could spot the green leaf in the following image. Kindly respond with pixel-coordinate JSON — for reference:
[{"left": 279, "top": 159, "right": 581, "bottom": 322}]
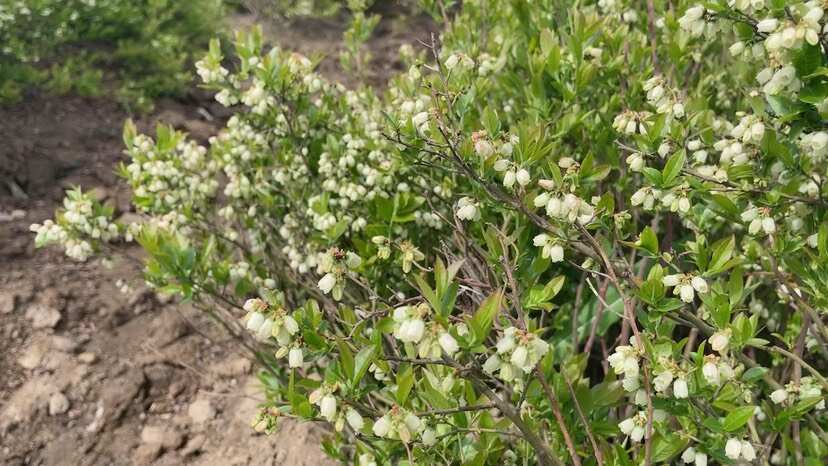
[
  {"left": 539, "top": 28, "right": 556, "bottom": 57},
  {"left": 707, "top": 236, "right": 735, "bottom": 274},
  {"left": 641, "top": 167, "right": 663, "bottom": 186},
  {"left": 439, "top": 283, "right": 459, "bottom": 320},
  {"left": 337, "top": 340, "right": 355, "bottom": 382},
  {"left": 445, "top": 260, "right": 465, "bottom": 289},
  {"left": 433, "top": 258, "right": 448, "bottom": 295},
  {"left": 710, "top": 194, "right": 739, "bottom": 218},
  {"left": 773, "top": 397, "right": 824, "bottom": 430},
  {"left": 482, "top": 107, "right": 501, "bottom": 136},
  {"left": 662, "top": 150, "right": 685, "bottom": 186},
  {"left": 766, "top": 95, "right": 805, "bottom": 120},
  {"left": 793, "top": 43, "right": 823, "bottom": 77},
  {"left": 818, "top": 223, "right": 828, "bottom": 260},
  {"left": 804, "top": 66, "right": 828, "bottom": 79},
  {"left": 799, "top": 81, "right": 828, "bottom": 104},
  {"left": 722, "top": 405, "right": 755, "bottom": 432},
  {"left": 741, "top": 367, "right": 768, "bottom": 383},
  {"left": 123, "top": 119, "right": 137, "bottom": 147},
  {"left": 293, "top": 397, "right": 314, "bottom": 418},
  {"left": 709, "top": 302, "right": 732, "bottom": 330},
  {"left": 652, "top": 433, "right": 689, "bottom": 462},
  {"left": 325, "top": 219, "right": 349, "bottom": 241},
  {"left": 414, "top": 275, "right": 440, "bottom": 315},
  {"left": 523, "top": 276, "right": 565, "bottom": 310},
  {"left": 353, "top": 342, "right": 378, "bottom": 385},
  {"left": 590, "top": 380, "right": 625, "bottom": 408},
  {"left": 638, "top": 278, "right": 665, "bottom": 306},
  {"left": 289, "top": 371, "right": 313, "bottom": 418},
  {"left": 728, "top": 268, "right": 743, "bottom": 308},
  {"left": 702, "top": 416, "right": 723, "bottom": 433},
  {"left": 638, "top": 226, "right": 659, "bottom": 255},
  {"left": 396, "top": 364, "right": 415, "bottom": 405},
  {"left": 469, "top": 291, "right": 503, "bottom": 345},
  {"left": 611, "top": 444, "right": 635, "bottom": 466},
  {"left": 648, "top": 113, "right": 667, "bottom": 144}
]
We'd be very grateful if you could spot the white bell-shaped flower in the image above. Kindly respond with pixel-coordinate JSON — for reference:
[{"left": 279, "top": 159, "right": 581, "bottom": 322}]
[
  {"left": 346, "top": 408, "right": 364, "bottom": 431},
  {"left": 673, "top": 378, "right": 689, "bottom": 398},
  {"left": 288, "top": 347, "right": 304, "bottom": 368},
  {"left": 318, "top": 273, "right": 337, "bottom": 294},
  {"left": 438, "top": 332, "right": 459, "bottom": 355},
  {"left": 320, "top": 395, "right": 337, "bottom": 421},
  {"left": 724, "top": 437, "right": 742, "bottom": 460},
  {"left": 372, "top": 415, "right": 391, "bottom": 437},
  {"left": 770, "top": 388, "right": 788, "bottom": 404}
]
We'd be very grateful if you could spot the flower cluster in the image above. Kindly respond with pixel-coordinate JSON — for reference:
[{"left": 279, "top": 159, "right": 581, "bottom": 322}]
[
  {"left": 532, "top": 233, "right": 565, "bottom": 262},
  {"left": 651, "top": 358, "right": 689, "bottom": 399},
  {"left": 618, "top": 411, "right": 649, "bottom": 443},
  {"left": 309, "top": 384, "right": 340, "bottom": 422},
  {"left": 724, "top": 437, "right": 756, "bottom": 461},
  {"left": 242, "top": 297, "right": 300, "bottom": 346},
  {"left": 30, "top": 188, "right": 119, "bottom": 261},
  {"left": 483, "top": 327, "right": 549, "bottom": 389},
  {"left": 533, "top": 189, "right": 595, "bottom": 225},
  {"left": 392, "top": 303, "right": 459, "bottom": 357},
  {"left": 662, "top": 273, "right": 708, "bottom": 303},
  {"left": 608, "top": 339, "right": 644, "bottom": 392},
  {"left": 771, "top": 376, "right": 826, "bottom": 409},
  {"left": 371, "top": 406, "right": 427, "bottom": 444},
  {"left": 317, "top": 248, "right": 362, "bottom": 300},
  {"left": 0, "top": 0, "right": 224, "bottom": 106}
]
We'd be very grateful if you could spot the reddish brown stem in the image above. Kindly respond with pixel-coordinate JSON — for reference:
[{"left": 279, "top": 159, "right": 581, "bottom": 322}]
[{"left": 535, "top": 367, "right": 581, "bottom": 466}]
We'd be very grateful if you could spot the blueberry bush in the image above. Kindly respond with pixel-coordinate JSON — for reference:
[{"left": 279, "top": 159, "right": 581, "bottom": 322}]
[{"left": 33, "top": 0, "right": 828, "bottom": 464}]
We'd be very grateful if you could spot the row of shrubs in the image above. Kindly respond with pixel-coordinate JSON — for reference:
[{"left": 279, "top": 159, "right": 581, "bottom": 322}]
[{"left": 0, "top": 0, "right": 225, "bottom": 110}]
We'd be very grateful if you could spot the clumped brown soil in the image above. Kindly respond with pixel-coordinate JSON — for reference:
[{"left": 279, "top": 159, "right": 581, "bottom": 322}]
[
  {"left": 0, "top": 8, "right": 435, "bottom": 466},
  {"left": 0, "top": 93, "right": 337, "bottom": 466}
]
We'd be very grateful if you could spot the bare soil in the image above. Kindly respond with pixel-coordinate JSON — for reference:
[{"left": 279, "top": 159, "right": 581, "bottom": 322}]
[
  {"left": 0, "top": 8, "right": 434, "bottom": 466},
  {"left": 0, "top": 92, "right": 337, "bottom": 466}
]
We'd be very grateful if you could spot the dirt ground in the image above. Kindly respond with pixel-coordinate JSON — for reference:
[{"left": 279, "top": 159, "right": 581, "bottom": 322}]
[{"left": 0, "top": 9, "right": 435, "bottom": 466}]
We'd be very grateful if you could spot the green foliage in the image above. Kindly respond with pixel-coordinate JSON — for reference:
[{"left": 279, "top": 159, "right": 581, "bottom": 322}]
[
  {"left": 33, "top": 0, "right": 828, "bottom": 465},
  {"left": 241, "top": 0, "right": 344, "bottom": 19},
  {"left": 0, "top": 0, "right": 225, "bottom": 109}
]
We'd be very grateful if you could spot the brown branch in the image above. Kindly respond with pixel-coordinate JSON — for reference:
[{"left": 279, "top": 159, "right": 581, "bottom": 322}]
[
  {"left": 584, "top": 278, "right": 610, "bottom": 356},
  {"left": 535, "top": 366, "right": 581, "bottom": 466},
  {"left": 417, "top": 403, "right": 497, "bottom": 417},
  {"left": 574, "top": 223, "right": 655, "bottom": 465},
  {"left": 563, "top": 373, "right": 604, "bottom": 466},
  {"left": 442, "top": 358, "right": 564, "bottom": 466}
]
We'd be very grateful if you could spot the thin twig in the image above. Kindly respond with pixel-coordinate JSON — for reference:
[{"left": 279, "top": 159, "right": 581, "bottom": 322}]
[
  {"left": 535, "top": 366, "right": 581, "bottom": 466},
  {"left": 563, "top": 373, "right": 604, "bottom": 466}
]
